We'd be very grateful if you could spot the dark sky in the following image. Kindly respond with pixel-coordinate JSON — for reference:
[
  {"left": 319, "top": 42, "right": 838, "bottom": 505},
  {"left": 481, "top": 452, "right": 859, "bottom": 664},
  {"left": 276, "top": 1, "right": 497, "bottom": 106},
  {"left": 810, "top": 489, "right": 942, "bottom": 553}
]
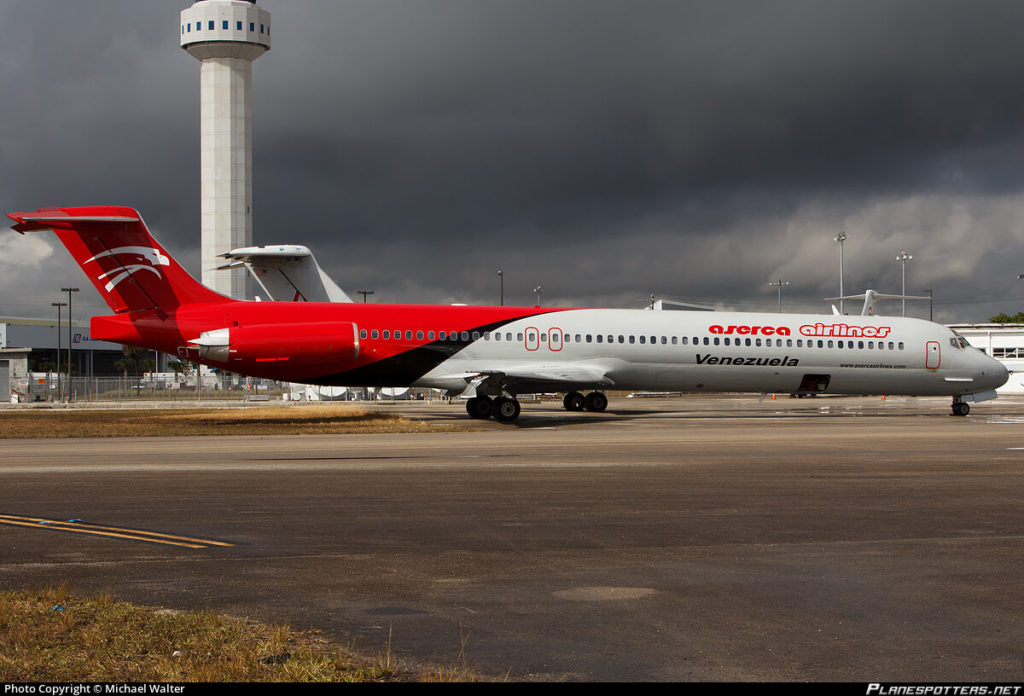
[{"left": 3, "top": 0, "right": 1024, "bottom": 322}]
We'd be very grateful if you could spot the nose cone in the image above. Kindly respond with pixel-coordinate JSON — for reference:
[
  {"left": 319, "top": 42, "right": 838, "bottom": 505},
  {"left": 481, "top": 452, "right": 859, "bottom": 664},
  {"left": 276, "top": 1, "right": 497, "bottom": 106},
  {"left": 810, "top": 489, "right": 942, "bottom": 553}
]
[{"left": 980, "top": 354, "right": 1010, "bottom": 391}]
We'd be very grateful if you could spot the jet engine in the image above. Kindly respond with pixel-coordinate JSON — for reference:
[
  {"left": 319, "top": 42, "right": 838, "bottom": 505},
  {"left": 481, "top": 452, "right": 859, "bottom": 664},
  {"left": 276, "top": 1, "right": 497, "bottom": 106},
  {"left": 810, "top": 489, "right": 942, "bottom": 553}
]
[{"left": 188, "top": 322, "right": 359, "bottom": 366}]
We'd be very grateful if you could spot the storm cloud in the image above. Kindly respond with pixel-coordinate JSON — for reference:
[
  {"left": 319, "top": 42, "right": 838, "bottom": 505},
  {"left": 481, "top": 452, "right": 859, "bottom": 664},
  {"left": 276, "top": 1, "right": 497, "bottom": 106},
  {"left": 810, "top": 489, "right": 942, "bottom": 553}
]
[{"left": 2, "top": 0, "right": 1023, "bottom": 321}]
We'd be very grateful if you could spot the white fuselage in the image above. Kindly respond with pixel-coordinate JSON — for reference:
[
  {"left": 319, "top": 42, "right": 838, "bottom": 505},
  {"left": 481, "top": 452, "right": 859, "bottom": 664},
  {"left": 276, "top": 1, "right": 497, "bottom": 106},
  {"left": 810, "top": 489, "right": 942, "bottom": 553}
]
[{"left": 415, "top": 309, "right": 1007, "bottom": 398}]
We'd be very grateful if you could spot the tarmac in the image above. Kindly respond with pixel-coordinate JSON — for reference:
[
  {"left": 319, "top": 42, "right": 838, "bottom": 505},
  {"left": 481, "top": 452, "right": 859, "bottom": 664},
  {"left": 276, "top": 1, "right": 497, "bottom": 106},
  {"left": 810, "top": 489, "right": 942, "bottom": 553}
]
[{"left": 2, "top": 394, "right": 1023, "bottom": 681}]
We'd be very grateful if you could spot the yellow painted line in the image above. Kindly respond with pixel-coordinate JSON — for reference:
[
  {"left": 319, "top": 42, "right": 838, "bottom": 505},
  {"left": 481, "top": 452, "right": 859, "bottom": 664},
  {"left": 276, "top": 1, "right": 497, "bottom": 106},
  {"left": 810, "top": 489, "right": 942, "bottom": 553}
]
[{"left": 0, "top": 514, "right": 235, "bottom": 549}]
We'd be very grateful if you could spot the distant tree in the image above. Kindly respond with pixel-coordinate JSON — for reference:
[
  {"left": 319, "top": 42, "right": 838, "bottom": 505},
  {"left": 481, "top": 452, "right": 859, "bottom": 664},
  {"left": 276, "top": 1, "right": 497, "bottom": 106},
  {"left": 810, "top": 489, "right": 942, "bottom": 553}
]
[
  {"left": 115, "top": 345, "right": 154, "bottom": 379},
  {"left": 989, "top": 312, "right": 1024, "bottom": 323},
  {"left": 169, "top": 358, "right": 194, "bottom": 382}
]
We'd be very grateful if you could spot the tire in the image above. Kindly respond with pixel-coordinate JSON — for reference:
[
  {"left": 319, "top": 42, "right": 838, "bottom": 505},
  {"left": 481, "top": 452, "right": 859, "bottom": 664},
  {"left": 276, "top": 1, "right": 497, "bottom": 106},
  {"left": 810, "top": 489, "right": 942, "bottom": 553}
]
[
  {"left": 466, "top": 396, "right": 492, "bottom": 419},
  {"left": 563, "top": 391, "right": 585, "bottom": 411},
  {"left": 584, "top": 391, "right": 608, "bottom": 412},
  {"left": 952, "top": 401, "right": 970, "bottom": 416},
  {"left": 492, "top": 397, "right": 521, "bottom": 422}
]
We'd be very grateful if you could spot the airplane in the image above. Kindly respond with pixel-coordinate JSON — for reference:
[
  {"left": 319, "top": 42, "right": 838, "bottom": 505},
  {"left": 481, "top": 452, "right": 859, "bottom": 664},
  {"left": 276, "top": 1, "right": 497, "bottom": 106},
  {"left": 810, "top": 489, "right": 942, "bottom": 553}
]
[
  {"left": 7, "top": 206, "right": 1009, "bottom": 421},
  {"left": 216, "top": 244, "right": 352, "bottom": 303},
  {"left": 826, "top": 290, "right": 932, "bottom": 317}
]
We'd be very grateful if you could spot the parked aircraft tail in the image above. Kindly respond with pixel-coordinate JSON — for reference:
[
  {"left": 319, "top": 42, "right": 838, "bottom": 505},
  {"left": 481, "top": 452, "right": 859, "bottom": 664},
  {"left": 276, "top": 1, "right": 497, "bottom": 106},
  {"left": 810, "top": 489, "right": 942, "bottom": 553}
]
[{"left": 7, "top": 206, "right": 227, "bottom": 314}]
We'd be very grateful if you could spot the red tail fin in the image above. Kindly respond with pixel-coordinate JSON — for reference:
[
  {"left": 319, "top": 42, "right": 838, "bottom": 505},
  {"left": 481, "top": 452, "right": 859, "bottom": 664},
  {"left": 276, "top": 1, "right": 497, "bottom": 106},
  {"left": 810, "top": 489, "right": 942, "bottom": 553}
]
[{"left": 7, "top": 206, "right": 228, "bottom": 313}]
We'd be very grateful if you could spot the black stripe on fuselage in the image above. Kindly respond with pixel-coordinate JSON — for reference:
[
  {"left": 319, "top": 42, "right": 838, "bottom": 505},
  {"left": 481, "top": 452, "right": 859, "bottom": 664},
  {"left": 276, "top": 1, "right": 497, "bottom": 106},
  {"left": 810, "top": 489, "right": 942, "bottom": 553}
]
[{"left": 308, "top": 314, "right": 554, "bottom": 387}]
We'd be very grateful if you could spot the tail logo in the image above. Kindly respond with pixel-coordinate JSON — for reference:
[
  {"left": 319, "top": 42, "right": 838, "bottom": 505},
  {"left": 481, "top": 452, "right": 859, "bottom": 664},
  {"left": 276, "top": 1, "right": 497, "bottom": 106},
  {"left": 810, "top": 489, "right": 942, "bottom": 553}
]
[{"left": 84, "top": 246, "right": 170, "bottom": 292}]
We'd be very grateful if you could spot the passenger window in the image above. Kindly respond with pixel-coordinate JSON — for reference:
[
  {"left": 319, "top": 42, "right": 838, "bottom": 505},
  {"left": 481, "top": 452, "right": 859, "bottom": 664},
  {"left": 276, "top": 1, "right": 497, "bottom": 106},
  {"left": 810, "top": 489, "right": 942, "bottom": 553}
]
[
  {"left": 713, "top": 337, "right": 720, "bottom": 346},
  {"left": 483, "top": 332, "right": 490, "bottom": 341},
  {"left": 506, "top": 333, "right": 512, "bottom": 341},
  {"left": 898, "top": 342, "right": 904, "bottom": 350},
  {"left": 827, "top": 340, "right": 833, "bottom": 348},
  {"left": 360, "top": 329, "right": 367, "bottom": 339},
  {"left": 576, "top": 334, "right": 582, "bottom": 342},
  {"left": 596, "top": 335, "right": 603, "bottom": 343},
  {"left": 587, "top": 335, "right": 593, "bottom": 343},
  {"left": 406, "top": 330, "right": 413, "bottom": 340},
  {"left": 629, "top": 336, "right": 636, "bottom": 344},
  {"left": 723, "top": 337, "right": 730, "bottom": 346},
  {"left": 755, "top": 338, "right": 762, "bottom": 347},
  {"left": 618, "top": 335, "right": 625, "bottom": 344},
  {"left": 639, "top": 336, "right": 645, "bottom": 344},
  {"left": 517, "top": 333, "right": 523, "bottom": 341},
  {"left": 787, "top": 339, "right": 793, "bottom": 347},
  {"left": 703, "top": 337, "right": 709, "bottom": 345},
  {"left": 858, "top": 341, "right": 864, "bottom": 349},
  {"left": 371, "top": 330, "right": 379, "bottom": 339},
  {"left": 462, "top": 331, "right": 470, "bottom": 341}
]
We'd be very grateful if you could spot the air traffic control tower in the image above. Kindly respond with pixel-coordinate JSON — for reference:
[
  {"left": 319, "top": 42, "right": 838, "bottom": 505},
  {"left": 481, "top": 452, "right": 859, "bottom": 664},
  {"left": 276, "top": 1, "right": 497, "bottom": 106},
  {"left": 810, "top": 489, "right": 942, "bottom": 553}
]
[{"left": 180, "top": 0, "right": 270, "bottom": 299}]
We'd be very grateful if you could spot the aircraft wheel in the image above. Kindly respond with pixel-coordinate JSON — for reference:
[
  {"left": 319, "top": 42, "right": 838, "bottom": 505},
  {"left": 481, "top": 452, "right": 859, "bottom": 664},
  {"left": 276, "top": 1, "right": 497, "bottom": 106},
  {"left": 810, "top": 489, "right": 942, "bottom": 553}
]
[
  {"left": 563, "top": 391, "right": 585, "bottom": 411},
  {"left": 952, "top": 401, "right": 970, "bottom": 417},
  {"left": 492, "top": 397, "right": 521, "bottom": 423},
  {"left": 466, "top": 396, "right": 493, "bottom": 419},
  {"left": 584, "top": 391, "right": 608, "bottom": 412}
]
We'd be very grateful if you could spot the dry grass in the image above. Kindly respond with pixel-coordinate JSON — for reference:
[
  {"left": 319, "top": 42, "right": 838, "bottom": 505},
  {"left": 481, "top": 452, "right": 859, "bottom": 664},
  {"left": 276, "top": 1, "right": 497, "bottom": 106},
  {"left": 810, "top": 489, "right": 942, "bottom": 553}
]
[
  {"left": 0, "top": 405, "right": 464, "bottom": 438},
  {"left": 0, "top": 587, "right": 479, "bottom": 682}
]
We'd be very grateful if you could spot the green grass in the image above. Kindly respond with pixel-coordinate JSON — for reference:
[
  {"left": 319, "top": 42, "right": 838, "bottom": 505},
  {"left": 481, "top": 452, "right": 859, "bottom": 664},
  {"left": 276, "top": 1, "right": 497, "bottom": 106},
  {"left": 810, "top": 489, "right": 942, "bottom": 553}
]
[{"left": 0, "top": 587, "right": 477, "bottom": 682}]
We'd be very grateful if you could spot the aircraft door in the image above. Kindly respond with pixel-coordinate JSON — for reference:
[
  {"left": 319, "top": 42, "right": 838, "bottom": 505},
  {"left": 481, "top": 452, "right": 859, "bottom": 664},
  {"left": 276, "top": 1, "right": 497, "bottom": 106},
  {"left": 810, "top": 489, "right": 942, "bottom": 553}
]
[{"left": 926, "top": 341, "right": 941, "bottom": 370}]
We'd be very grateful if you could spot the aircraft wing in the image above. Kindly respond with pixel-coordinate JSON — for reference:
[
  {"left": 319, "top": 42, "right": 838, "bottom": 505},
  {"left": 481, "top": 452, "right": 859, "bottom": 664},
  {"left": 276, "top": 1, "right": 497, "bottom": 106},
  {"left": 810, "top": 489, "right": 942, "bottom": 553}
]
[{"left": 436, "top": 362, "right": 615, "bottom": 397}]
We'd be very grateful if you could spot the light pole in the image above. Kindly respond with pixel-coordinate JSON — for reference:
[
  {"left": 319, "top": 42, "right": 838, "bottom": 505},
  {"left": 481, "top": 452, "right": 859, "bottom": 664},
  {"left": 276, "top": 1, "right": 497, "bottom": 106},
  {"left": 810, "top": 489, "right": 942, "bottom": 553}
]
[
  {"left": 769, "top": 279, "right": 789, "bottom": 313},
  {"left": 896, "top": 251, "right": 912, "bottom": 316},
  {"left": 498, "top": 270, "right": 504, "bottom": 306},
  {"left": 61, "top": 287, "right": 78, "bottom": 402},
  {"left": 533, "top": 285, "right": 543, "bottom": 307},
  {"left": 357, "top": 290, "right": 374, "bottom": 303},
  {"left": 51, "top": 301, "right": 66, "bottom": 402},
  {"left": 925, "top": 288, "right": 933, "bottom": 322},
  {"left": 835, "top": 231, "right": 849, "bottom": 314}
]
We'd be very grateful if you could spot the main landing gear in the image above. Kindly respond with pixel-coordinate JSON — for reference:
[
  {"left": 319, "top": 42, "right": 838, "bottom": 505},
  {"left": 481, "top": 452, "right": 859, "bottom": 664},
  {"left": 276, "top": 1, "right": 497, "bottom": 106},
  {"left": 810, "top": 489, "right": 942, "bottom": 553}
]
[
  {"left": 562, "top": 391, "right": 608, "bottom": 413},
  {"left": 466, "top": 395, "right": 522, "bottom": 423},
  {"left": 951, "top": 398, "right": 970, "bottom": 417}
]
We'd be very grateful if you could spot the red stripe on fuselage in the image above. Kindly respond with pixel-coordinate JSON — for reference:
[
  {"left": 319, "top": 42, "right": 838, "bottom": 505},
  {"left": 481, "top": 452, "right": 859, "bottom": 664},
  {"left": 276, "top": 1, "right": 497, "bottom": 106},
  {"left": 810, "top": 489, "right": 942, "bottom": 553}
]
[{"left": 96, "top": 301, "right": 566, "bottom": 381}]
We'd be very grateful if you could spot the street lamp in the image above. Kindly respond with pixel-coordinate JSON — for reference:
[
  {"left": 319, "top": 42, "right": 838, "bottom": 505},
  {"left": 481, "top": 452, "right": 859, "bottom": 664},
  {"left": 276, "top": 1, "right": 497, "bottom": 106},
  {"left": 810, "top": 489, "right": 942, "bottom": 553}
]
[
  {"left": 61, "top": 287, "right": 78, "bottom": 402},
  {"left": 533, "top": 285, "right": 543, "bottom": 307},
  {"left": 498, "top": 270, "right": 504, "bottom": 306},
  {"left": 769, "top": 279, "right": 789, "bottom": 313},
  {"left": 51, "top": 301, "right": 67, "bottom": 402},
  {"left": 835, "top": 231, "right": 849, "bottom": 314},
  {"left": 896, "top": 251, "right": 912, "bottom": 317},
  {"left": 357, "top": 290, "right": 374, "bottom": 303}
]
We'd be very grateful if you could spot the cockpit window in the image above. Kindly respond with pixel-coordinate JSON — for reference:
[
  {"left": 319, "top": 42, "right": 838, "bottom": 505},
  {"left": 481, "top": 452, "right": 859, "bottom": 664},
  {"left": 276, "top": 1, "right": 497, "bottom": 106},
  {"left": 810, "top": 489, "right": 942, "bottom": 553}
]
[{"left": 950, "top": 330, "right": 971, "bottom": 350}]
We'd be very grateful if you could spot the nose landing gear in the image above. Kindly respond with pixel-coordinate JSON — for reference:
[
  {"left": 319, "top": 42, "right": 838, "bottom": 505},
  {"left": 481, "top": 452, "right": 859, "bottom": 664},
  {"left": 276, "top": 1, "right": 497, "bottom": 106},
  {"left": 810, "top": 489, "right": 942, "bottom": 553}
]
[{"left": 951, "top": 398, "right": 970, "bottom": 416}]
